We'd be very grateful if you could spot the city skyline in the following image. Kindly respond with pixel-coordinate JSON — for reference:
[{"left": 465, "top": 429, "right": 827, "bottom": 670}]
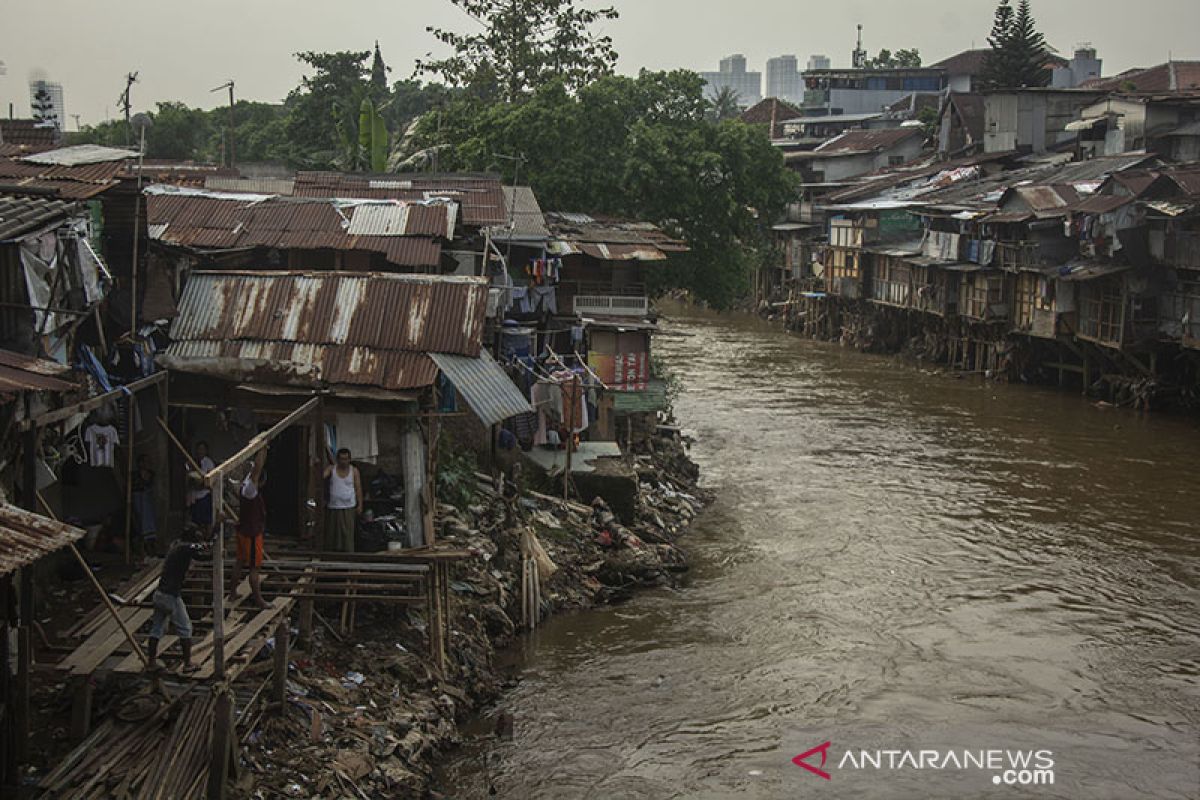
[{"left": 2, "top": 0, "right": 1198, "bottom": 125}]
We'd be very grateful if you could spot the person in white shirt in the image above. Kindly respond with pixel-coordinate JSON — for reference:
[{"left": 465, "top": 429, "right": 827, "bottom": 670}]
[
  {"left": 186, "top": 441, "right": 217, "bottom": 529},
  {"left": 323, "top": 448, "right": 363, "bottom": 553}
]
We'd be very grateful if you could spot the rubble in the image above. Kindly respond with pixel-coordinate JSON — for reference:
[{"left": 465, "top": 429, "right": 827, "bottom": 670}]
[{"left": 229, "top": 431, "right": 706, "bottom": 799}]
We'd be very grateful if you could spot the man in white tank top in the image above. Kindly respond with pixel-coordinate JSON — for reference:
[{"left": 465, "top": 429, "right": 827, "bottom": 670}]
[{"left": 324, "top": 447, "right": 363, "bottom": 552}]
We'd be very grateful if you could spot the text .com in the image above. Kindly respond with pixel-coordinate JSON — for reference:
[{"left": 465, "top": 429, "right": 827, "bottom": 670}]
[{"left": 794, "top": 743, "right": 1056, "bottom": 787}]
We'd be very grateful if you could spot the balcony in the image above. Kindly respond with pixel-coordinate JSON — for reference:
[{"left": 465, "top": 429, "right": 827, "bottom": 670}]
[{"left": 573, "top": 294, "right": 650, "bottom": 317}]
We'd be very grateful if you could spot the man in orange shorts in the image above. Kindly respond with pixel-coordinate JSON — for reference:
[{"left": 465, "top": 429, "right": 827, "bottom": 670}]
[{"left": 233, "top": 449, "right": 268, "bottom": 608}]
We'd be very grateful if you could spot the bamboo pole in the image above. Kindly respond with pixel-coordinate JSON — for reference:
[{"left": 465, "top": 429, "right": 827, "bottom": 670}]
[{"left": 37, "top": 492, "right": 147, "bottom": 666}]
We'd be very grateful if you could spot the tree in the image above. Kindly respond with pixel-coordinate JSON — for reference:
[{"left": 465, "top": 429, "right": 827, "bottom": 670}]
[
  {"left": 370, "top": 41, "right": 389, "bottom": 92},
  {"left": 145, "top": 102, "right": 212, "bottom": 160},
  {"left": 707, "top": 86, "right": 742, "bottom": 122},
  {"left": 418, "top": 0, "right": 619, "bottom": 102},
  {"left": 405, "top": 70, "right": 796, "bottom": 307},
  {"left": 284, "top": 50, "right": 374, "bottom": 168},
  {"left": 866, "top": 48, "right": 922, "bottom": 69},
  {"left": 980, "top": 0, "right": 1050, "bottom": 88},
  {"left": 31, "top": 87, "right": 57, "bottom": 128}
]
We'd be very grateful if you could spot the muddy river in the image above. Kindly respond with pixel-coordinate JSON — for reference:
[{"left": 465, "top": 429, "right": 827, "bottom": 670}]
[{"left": 441, "top": 309, "right": 1200, "bottom": 799}]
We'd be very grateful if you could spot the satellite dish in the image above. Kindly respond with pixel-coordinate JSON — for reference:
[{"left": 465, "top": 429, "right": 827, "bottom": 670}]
[{"left": 131, "top": 112, "right": 154, "bottom": 133}]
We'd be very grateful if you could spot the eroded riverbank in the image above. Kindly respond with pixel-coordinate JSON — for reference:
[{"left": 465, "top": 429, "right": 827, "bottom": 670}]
[{"left": 439, "top": 308, "right": 1200, "bottom": 799}]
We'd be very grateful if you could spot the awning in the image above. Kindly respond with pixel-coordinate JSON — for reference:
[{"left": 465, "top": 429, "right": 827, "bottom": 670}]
[
  {"left": 0, "top": 504, "right": 86, "bottom": 577},
  {"left": 431, "top": 349, "right": 534, "bottom": 426}
]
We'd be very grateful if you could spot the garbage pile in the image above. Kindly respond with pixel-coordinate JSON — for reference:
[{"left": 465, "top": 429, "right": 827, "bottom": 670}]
[{"left": 235, "top": 431, "right": 706, "bottom": 798}]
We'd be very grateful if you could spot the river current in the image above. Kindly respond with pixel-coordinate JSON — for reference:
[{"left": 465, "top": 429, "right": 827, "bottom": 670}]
[{"left": 442, "top": 309, "right": 1200, "bottom": 799}]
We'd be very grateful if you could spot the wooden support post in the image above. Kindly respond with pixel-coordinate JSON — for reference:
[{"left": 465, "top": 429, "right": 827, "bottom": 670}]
[
  {"left": 123, "top": 392, "right": 135, "bottom": 564},
  {"left": 211, "top": 495, "right": 226, "bottom": 681},
  {"left": 272, "top": 617, "right": 288, "bottom": 710},
  {"left": 298, "top": 597, "right": 314, "bottom": 651},
  {"left": 153, "top": 379, "right": 169, "bottom": 551},
  {"left": 403, "top": 415, "right": 426, "bottom": 548},
  {"left": 14, "top": 623, "right": 30, "bottom": 761},
  {"left": 0, "top": 575, "right": 12, "bottom": 789},
  {"left": 207, "top": 688, "right": 233, "bottom": 800},
  {"left": 69, "top": 676, "right": 93, "bottom": 742}
]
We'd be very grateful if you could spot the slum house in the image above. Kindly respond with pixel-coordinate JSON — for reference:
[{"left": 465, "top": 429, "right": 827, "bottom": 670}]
[
  {"left": 291, "top": 171, "right": 508, "bottom": 274},
  {"left": 1140, "top": 166, "right": 1200, "bottom": 351},
  {"left": 981, "top": 88, "right": 1107, "bottom": 154},
  {"left": 159, "top": 270, "right": 530, "bottom": 550},
  {"left": 144, "top": 186, "right": 458, "bottom": 274},
  {"left": 1069, "top": 92, "right": 1200, "bottom": 159},
  {"left": 483, "top": 209, "right": 687, "bottom": 517},
  {"left": 785, "top": 127, "right": 927, "bottom": 184},
  {"left": 937, "top": 93, "right": 987, "bottom": 159}
]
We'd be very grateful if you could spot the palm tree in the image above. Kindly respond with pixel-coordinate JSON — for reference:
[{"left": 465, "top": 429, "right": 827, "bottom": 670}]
[{"left": 708, "top": 86, "right": 742, "bottom": 122}]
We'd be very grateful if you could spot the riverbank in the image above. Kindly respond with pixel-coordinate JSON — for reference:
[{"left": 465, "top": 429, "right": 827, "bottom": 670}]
[{"left": 224, "top": 431, "right": 706, "bottom": 798}]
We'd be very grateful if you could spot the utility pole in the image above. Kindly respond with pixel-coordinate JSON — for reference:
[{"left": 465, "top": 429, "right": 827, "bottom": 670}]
[
  {"left": 118, "top": 72, "right": 138, "bottom": 145},
  {"left": 211, "top": 80, "right": 235, "bottom": 168},
  {"left": 493, "top": 152, "right": 527, "bottom": 270}
]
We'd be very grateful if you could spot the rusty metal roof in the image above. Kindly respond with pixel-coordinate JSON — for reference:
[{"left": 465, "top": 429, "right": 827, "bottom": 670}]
[
  {"left": 814, "top": 128, "right": 924, "bottom": 156},
  {"left": 545, "top": 213, "right": 688, "bottom": 261},
  {"left": 146, "top": 190, "right": 450, "bottom": 267},
  {"left": 0, "top": 155, "right": 129, "bottom": 199},
  {"left": 0, "top": 119, "right": 62, "bottom": 148},
  {"left": 0, "top": 504, "right": 86, "bottom": 577},
  {"left": 166, "top": 271, "right": 488, "bottom": 391},
  {"left": 204, "top": 176, "right": 296, "bottom": 195},
  {"left": 293, "top": 172, "right": 506, "bottom": 227},
  {"left": 0, "top": 348, "right": 77, "bottom": 398},
  {"left": 0, "top": 195, "right": 78, "bottom": 241}
]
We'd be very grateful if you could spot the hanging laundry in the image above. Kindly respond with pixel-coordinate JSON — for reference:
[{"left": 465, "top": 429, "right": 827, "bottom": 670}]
[{"left": 84, "top": 422, "right": 119, "bottom": 467}]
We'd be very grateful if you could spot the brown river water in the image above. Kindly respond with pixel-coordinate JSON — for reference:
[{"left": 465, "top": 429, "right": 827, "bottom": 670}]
[{"left": 441, "top": 309, "right": 1200, "bottom": 799}]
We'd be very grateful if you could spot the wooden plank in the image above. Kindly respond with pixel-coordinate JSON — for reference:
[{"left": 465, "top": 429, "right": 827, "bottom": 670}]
[
  {"left": 61, "top": 609, "right": 153, "bottom": 675},
  {"left": 194, "top": 599, "right": 290, "bottom": 681},
  {"left": 20, "top": 372, "right": 167, "bottom": 431}
]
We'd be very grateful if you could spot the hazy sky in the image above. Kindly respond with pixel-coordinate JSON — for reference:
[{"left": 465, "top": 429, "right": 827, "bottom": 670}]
[{"left": 2, "top": 0, "right": 1198, "bottom": 126}]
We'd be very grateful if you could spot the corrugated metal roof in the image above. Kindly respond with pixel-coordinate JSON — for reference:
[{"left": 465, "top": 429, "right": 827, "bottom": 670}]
[
  {"left": 490, "top": 186, "right": 550, "bottom": 242},
  {"left": 146, "top": 191, "right": 451, "bottom": 267},
  {"left": 0, "top": 119, "right": 61, "bottom": 148},
  {"left": 814, "top": 127, "right": 924, "bottom": 155},
  {"left": 545, "top": 213, "right": 688, "bottom": 261},
  {"left": 293, "top": 172, "right": 506, "bottom": 227},
  {"left": 0, "top": 155, "right": 130, "bottom": 198},
  {"left": 0, "top": 504, "right": 86, "bottom": 577},
  {"left": 1069, "top": 194, "right": 1135, "bottom": 214},
  {"left": 0, "top": 195, "right": 78, "bottom": 241},
  {"left": 166, "top": 271, "right": 489, "bottom": 391},
  {"left": 22, "top": 145, "right": 139, "bottom": 166},
  {"left": 205, "top": 176, "right": 296, "bottom": 195},
  {"left": 0, "top": 348, "right": 77, "bottom": 397},
  {"left": 431, "top": 349, "right": 533, "bottom": 426}
]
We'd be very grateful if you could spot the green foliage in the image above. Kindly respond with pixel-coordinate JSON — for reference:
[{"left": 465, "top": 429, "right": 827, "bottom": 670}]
[
  {"left": 71, "top": 100, "right": 288, "bottom": 163},
  {"left": 707, "top": 86, "right": 742, "bottom": 122},
  {"left": 866, "top": 48, "right": 922, "bottom": 69},
  {"left": 409, "top": 69, "right": 796, "bottom": 308},
  {"left": 419, "top": 0, "right": 619, "bottom": 102},
  {"left": 436, "top": 443, "right": 478, "bottom": 511},
  {"left": 980, "top": 0, "right": 1050, "bottom": 89}
]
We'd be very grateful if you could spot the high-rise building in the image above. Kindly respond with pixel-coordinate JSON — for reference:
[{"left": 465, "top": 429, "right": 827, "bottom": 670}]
[
  {"left": 700, "top": 54, "right": 762, "bottom": 107},
  {"left": 807, "top": 55, "right": 831, "bottom": 71},
  {"left": 29, "top": 79, "right": 65, "bottom": 131},
  {"left": 766, "top": 55, "right": 805, "bottom": 104}
]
